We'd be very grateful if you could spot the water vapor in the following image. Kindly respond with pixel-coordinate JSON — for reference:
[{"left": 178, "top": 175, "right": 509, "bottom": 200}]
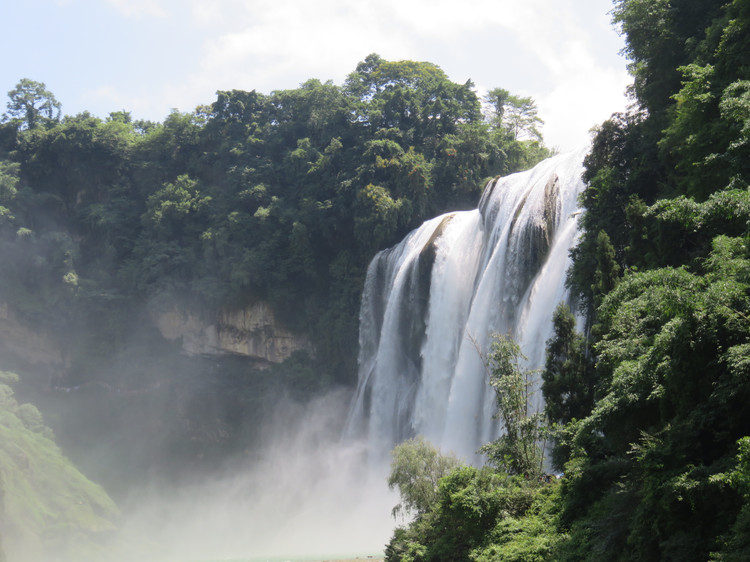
[{"left": 114, "top": 388, "right": 396, "bottom": 562}]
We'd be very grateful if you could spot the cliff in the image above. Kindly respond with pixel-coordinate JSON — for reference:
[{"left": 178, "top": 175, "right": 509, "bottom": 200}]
[
  {"left": 151, "top": 301, "right": 313, "bottom": 364},
  {"left": 0, "top": 299, "right": 312, "bottom": 381},
  {"left": 0, "top": 303, "right": 67, "bottom": 375}
]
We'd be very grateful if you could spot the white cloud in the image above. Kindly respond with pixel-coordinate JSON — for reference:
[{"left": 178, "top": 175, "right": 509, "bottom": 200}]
[
  {"left": 537, "top": 65, "right": 630, "bottom": 151},
  {"left": 190, "top": 0, "right": 414, "bottom": 95},
  {"left": 524, "top": 9, "right": 630, "bottom": 151},
  {"left": 84, "top": 84, "right": 158, "bottom": 118},
  {"left": 190, "top": 1, "right": 606, "bottom": 83},
  {"left": 27, "top": 0, "right": 630, "bottom": 147},
  {"left": 166, "top": 0, "right": 629, "bottom": 151}
]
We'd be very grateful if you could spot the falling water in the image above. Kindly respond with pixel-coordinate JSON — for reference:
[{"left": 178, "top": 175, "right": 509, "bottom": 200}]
[{"left": 345, "top": 148, "right": 587, "bottom": 462}]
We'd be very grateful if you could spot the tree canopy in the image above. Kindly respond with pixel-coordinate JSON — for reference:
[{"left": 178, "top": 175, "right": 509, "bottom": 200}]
[
  {"left": 0, "top": 58, "right": 550, "bottom": 385},
  {"left": 553, "top": 1, "right": 750, "bottom": 559},
  {"left": 4, "top": 78, "right": 61, "bottom": 130}
]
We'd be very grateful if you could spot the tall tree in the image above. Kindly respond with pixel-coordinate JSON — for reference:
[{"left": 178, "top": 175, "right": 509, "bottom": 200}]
[
  {"left": 479, "top": 334, "right": 548, "bottom": 477},
  {"left": 485, "top": 87, "right": 544, "bottom": 141},
  {"left": 542, "top": 303, "right": 595, "bottom": 427},
  {"left": 4, "top": 79, "right": 61, "bottom": 130}
]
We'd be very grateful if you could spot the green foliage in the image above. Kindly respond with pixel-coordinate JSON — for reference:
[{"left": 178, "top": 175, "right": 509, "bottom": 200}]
[
  {"left": 479, "top": 335, "right": 548, "bottom": 477},
  {"left": 612, "top": 0, "right": 727, "bottom": 119},
  {"left": 3, "top": 79, "right": 61, "bottom": 130},
  {"left": 568, "top": 110, "right": 661, "bottom": 319},
  {"left": 387, "top": 436, "right": 462, "bottom": 519},
  {"left": 344, "top": 54, "right": 482, "bottom": 153},
  {"left": 471, "top": 482, "right": 563, "bottom": 562},
  {"left": 623, "top": 185, "right": 750, "bottom": 272},
  {"left": 0, "top": 160, "right": 18, "bottom": 226},
  {"left": 0, "top": 372, "right": 118, "bottom": 561},
  {"left": 0, "top": 56, "right": 551, "bottom": 384},
  {"left": 386, "top": 460, "right": 562, "bottom": 562},
  {"left": 557, "top": 2, "right": 750, "bottom": 559},
  {"left": 542, "top": 304, "right": 596, "bottom": 469},
  {"left": 385, "top": 460, "right": 549, "bottom": 561},
  {"left": 144, "top": 174, "right": 211, "bottom": 237},
  {"left": 560, "top": 233, "right": 750, "bottom": 559},
  {"left": 711, "top": 437, "right": 750, "bottom": 560}
]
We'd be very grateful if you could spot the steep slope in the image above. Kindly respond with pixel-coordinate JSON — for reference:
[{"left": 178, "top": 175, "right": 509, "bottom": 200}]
[{"left": 0, "top": 371, "right": 118, "bottom": 562}]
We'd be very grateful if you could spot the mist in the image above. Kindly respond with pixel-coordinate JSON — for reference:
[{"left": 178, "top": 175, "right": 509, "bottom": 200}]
[{"left": 111, "top": 388, "right": 397, "bottom": 562}]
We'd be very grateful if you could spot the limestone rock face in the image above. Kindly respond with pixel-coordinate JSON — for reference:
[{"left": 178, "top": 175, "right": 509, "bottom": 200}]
[
  {"left": 0, "top": 302, "right": 67, "bottom": 372},
  {"left": 152, "top": 302, "right": 313, "bottom": 363}
]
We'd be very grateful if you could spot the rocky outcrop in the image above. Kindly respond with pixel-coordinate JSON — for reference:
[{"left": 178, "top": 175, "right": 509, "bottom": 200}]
[
  {"left": 0, "top": 298, "right": 310, "bottom": 375},
  {"left": 0, "top": 303, "right": 67, "bottom": 372},
  {"left": 511, "top": 172, "right": 561, "bottom": 285},
  {"left": 152, "top": 302, "right": 313, "bottom": 363}
]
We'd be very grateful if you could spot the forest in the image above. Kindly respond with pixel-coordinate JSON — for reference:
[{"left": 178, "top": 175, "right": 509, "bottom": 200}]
[
  {"left": 0, "top": 52, "right": 549, "bottom": 560},
  {"left": 1, "top": 0, "right": 749, "bottom": 560},
  {"left": 385, "top": 0, "right": 750, "bottom": 560},
  {"left": 0, "top": 55, "right": 547, "bottom": 383}
]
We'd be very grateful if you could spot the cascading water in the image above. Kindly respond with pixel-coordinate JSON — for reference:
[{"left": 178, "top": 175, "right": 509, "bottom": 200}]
[{"left": 345, "top": 147, "right": 587, "bottom": 462}]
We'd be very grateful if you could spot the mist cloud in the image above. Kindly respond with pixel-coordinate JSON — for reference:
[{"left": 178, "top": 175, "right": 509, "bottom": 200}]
[{"left": 114, "top": 388, "right": 397, "bottom": 561}]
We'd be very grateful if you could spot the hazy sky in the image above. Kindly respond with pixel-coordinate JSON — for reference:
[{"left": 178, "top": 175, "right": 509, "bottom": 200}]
[{"left": 3, "top": 0, "right": 631, "bottom": 151}]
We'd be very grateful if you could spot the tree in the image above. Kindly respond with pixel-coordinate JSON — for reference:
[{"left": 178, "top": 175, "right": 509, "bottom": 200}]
[
  {"left": 387, "top": 435, "right": 462, "bottom": 519},
  {"left": 558, "top": 236, "right": 750, "bottom": 560},
  {"left": 479, "top": 334, "right": 548, "bottom": 477},
  {"left": 4, "top": 78, "right": 61, "bottom": 130},
  {"left": 385, "top": 464, "right": 542, "bottom": 562},
  {"left": 542, "top": 303, "right": 595, "bottom": 427},
  {"left": 712, "top": 437, "right": 750, "bottom": 561},
  {"left": 344, "top": 54, "right": 482, "bottom": 152},
  {"left": 484, "top": 88, "right": 512, "bottom": 122},
  {"left": 542, "top": 304, "right": 596, "bottom": 470},
  {"left": 0, "top": 160, "right": 19, "bottom": 226},
  {"left": 504, "top": 95, "right": 543, "bottom": 142},
  {"left": 554, "top": 2, "right": 750, "bottom": 559},
  {"left": 484, "top": 88, "right": 544, "bottom": 141}
]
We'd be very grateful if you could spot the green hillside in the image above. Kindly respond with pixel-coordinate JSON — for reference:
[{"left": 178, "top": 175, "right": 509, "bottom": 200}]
[{"left": 0, "top": 371, "right": 118, "bottom": 561}]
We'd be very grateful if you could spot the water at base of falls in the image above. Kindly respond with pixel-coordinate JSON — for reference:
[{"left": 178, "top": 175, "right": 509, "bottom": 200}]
[{"left": 344, "top": 148, "right": 588, "bottom": 462}]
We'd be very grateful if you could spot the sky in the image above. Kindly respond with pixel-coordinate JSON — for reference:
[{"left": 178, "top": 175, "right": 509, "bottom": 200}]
[{"left": 2, "top": 0, "right": 631, "bottom": 152}]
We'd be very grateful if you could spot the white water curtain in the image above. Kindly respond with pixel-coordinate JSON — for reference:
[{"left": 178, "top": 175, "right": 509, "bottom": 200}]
[{"left": 345, "top": 148, "right": 587, "bottom": 462}]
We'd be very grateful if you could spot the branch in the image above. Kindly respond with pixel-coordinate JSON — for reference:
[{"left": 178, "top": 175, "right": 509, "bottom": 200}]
[{"left": 466, "top": 331, "right": 493, "bottom": 381}]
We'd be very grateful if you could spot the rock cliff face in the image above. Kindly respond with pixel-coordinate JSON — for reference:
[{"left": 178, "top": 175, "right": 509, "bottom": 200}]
[
  {"left": 0, "top": 299, "right": 312, "bottom": 377},
  {"left": 152, "top": 302, "right": 313, "bottom": 363},
  {"left": 0, "top": 303, "right": 67, "bottom": 373}
]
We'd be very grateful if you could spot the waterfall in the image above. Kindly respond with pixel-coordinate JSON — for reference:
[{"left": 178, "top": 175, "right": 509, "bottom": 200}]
[{"left": 345, "top": 148, "right": 587, "bottom": 462}]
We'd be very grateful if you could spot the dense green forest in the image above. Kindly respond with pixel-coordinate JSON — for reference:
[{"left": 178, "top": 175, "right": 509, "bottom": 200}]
[
  {"left": 0, "top": 55, "right": 550, "bottom": 558},
  {"left": 386, "top": 0, "right": 750, "bottom": 560},
  {"left": 0, "top": 55, "right": 548, "bottom": 384}
]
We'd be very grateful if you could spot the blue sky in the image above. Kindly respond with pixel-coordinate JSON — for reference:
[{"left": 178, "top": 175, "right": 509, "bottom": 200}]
[{"left": 2, "top": 0, "right": 630, "bottom": 151}]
